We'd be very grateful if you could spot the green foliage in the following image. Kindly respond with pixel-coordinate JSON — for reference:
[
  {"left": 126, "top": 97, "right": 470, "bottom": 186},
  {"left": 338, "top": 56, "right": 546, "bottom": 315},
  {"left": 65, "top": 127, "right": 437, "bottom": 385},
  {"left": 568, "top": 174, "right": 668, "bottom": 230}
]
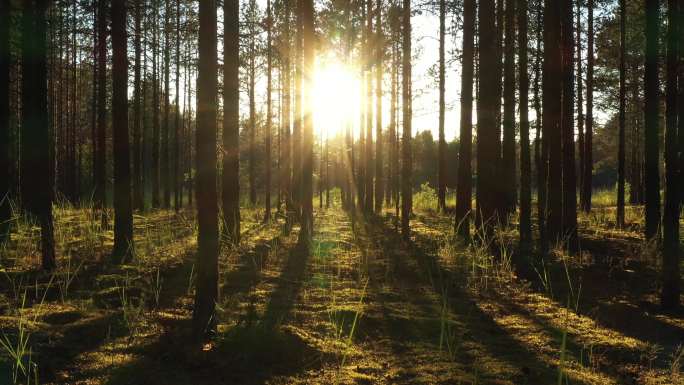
[{"left": 413, "top": 182, "right": 439, "bottom": 212}]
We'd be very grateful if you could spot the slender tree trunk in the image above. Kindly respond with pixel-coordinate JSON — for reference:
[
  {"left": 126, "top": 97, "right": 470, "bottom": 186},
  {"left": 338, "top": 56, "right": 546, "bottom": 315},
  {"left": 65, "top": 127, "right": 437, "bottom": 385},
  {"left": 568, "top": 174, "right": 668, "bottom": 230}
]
[
  {"left": 401, "top": 0, "right": 412, "bottom": 238},
  {"left": 365, "top": 0, "right": 374, "bottom": 213},
  {"left": 543, "top": 0, "right": 562, "bottom": 244},
  {"left": 661, "top": 0, "right": 680, "bottom": 309},
  {"left": 152, "top": 0, "right": 161, "bottom": 208},
  {"left": 456, "top": 0, "right": 474, "bottom": 240},
  {"left": 478, "top": 0, "right": 500, "bottom": 232},
  {"left": 534, "top": 0, "right": 546, "bottom": 251},
  {"left": 293, "top": 0, "right": 303, "bottom": 217},
  {"left": 518, "top": 0, "right": 531, "bottom": 253},
  {"left": 133, "top": 0, "right": 143, "bottom": 211},
  {"left": 299, "top": 0, "right": 315, "bottom": 244},
  {"left": 162, "top": 0, "right": 171, "bottom": 208},
  {"left": 249, "top": 1, "right": 257, "bottom": 206},
  {"left": 561, "top": 0, "right": 578, "bottom": 250},
  {"left": 21, "top": 0, "right": 55, "bottom": 270},
  {"left": 437, "top": 0, "right": 446, "bottom": 212},
  {"left": 0, "top": 0, "right": 10, "bottom": 242},
  {"left": 576, "top": 0, "right": 584, "bottom": 209},
  {"left": 96, "top": 0, "right": 107, "bottom": 211},
  {"left": 502, "top": 0, "right": 516, "bottom": 218},
  {"left": 374, "top": 0, "right": 383, "bottom": 213},
  {"left": 644, "top": 0, "right": 661, "bottom": 240},
  {"left": 111, "top": 0, "right": 134, "bottom": 263},
  {"left": 282, "top": 1, "right": 292, "bottom": 221},
  {"left": 193, "top": 0, "right": 219, "bottom": 340},
  {"left": 223, "top": 0, "right": 240, "bottom": 243},
  {"left": 265, "top": 0, "right": 273, "bottom": 221},
  {"left": 582, "top": 0, "right": 593, "bottom": 212},
  {"left": 617, "top": 0, "right": 626, "bottom": 228},
  {"left": 174, "top": 0, "right": 181, "bottom": 209}
]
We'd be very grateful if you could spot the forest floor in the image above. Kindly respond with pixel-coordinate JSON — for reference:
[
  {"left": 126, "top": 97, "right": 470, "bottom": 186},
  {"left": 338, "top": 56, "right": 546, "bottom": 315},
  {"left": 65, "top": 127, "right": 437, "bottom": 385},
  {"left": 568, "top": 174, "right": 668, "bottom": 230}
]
[{"left": 0, "top": 201, "right": 683, "bottom": 385}]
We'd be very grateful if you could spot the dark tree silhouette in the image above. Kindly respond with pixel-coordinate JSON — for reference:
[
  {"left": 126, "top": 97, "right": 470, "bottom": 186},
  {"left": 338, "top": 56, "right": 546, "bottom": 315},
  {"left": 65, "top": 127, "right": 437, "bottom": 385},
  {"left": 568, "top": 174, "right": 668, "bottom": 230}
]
[
  {"left": 661, "top": 0, "right": 679, "bottom": 310},
  {"left": 542, "top": 0, "right": 562, "bottom": 244},
  {"left": 374, "top": 0, "right": 383, "bottom": 214},
  {"left": 21, "top": 0, "right": 55, "bottom": 270},
  {"left": 502, "top": 0, "right": 516, "bottom": 218},
  {"left": 0, "top": 0, "right": 10, "bottom": 243},
  {"left": 111, "top": 0, "right": 134, "bottom": 263},
  {"left": 401, "top": 0, "right": 412, "bottom": 238},
  {"left": 437, "top": 0, "right": 446, "bottom": 212},
  {"left": 299, "top": 0, "right": 315, "bottom": 244},
  {"left": 133, "top": 0, "right": 143, "bottom": 212},
  {"left": 95, "top": 0, "right": 107, "bottom": 211},
  {"left": 582, "top": 0, "right": 594, "bottom": 213},
  {"left": 223, "top": 0, "right": 240, "bottom": 243},
  {"left": 193, "top": 0, "right": 219, "bottom": 340},
  {"left": 616, "top": 0, "right": 626, "bottom": 228},
  {"left": 561, "top": 0, "right": 577, "bottom": 250},
  {"left": 477, "top": 0, "right": 500, "bottom": 232},
  {"left": 455, "top": 0, "right": 474, "bottom": 240},
  {"left": 643, "top": 0, "right": 661, "bottom": 240},
  {"left": 152, "top": 0, "right": 161, "bottom": 208},
  {"left": 518, "top": 0, "right": 532, "bottom": 252},
  {"left": 265, "top": 0, "right": 273, "bottom": 221}
]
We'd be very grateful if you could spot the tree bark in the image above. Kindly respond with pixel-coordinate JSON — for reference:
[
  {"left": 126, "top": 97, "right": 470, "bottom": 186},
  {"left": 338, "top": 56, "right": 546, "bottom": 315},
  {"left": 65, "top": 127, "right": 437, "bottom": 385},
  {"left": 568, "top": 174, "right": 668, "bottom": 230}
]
[
  {"left": 518, "top": 0, "right": 531, "bottom": 253},
  {"left": 456, "top": 0, "right": 474, "bottom": 240},
  {"left": 223, "top": 0, "right": 240, "bottom": 243},
  {"left": 21, "top": 0, "right": 55, "bottom": 270},
  {"left": 374, "top": 0, "right": 383, "bottom": 213},
  {"left": 299, "top": 0, "right": 315, "bottom": 244},
  {"left": 617, "top": 0, "right": 626, "bottom": 228},
  {"left": 0, "top": 0, "right": 10, "bottom": 242},
  {"left": 437, "top": 0, "right": 446, "bottom": 212},
  {"left": 661, "top": 0, "right": 680, "bottom": 309},
  {"left": 193, "top": 0, "right": 219, "bottom": 340},
  {"left": 644, "top": 0, "right": 661, "bottom": 240},
  {"left": 133, "top": 0, "right": 144, "bottom": 211},
  {"left": 582, "top": 0, "right": 593, "bottom": 213},
  {"left": 561, "top": 0, "right": 578, "bottom": 250},
  {"left": 265, "top": 0, "right": 273, "bottom": 221},
  {"left": 111, "top": 0, "right": 134, "bottom": 263},
  {"left": 401, "top": 0, "right": 412, "bottom": 238}
]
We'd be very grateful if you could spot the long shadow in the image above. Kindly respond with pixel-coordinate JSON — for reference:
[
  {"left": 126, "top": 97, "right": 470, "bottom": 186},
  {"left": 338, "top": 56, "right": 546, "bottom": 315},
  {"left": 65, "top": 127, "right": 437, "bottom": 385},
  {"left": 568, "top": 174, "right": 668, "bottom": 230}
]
[
  {"left": 351, "top": 213, "right": 577, "bottom": 384},
  {"left": 220, "top": 234, "right": 284, "bottom": 299}
]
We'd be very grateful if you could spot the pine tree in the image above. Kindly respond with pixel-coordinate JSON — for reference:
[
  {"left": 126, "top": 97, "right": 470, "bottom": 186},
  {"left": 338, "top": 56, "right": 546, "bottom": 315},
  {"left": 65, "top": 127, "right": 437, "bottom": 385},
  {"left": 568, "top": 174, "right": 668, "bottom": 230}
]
[
  {"left": 518, "top": 0, "right": 532, "bottom": 252},
  {"left": 582, "top": 0, "right": 593, "bottom": 213},
  {"left": 617, "top": 0, "right": 626, "bottom": 228},
  {"left": 502, "top": 0, "right": 517, "bottom": 217},
  {"left": 299, "top": 0, "right": 315, "bottom": 243},
  {"left": 111, "top": 0, "right": 134, "bottom": 263},
  {"left": 644, "top": 0, "right": 661, "bottom": 240},
  {"left": 437, "top": 0, "right": 446, "bottom": 212},
  {"left": 401, "top": 0, "right": 412, "bottom": 238},
  {"left": 21, "top": 0, "right": 55, "bottom": 270},
  {"left": 455, "top": 0, "right": 474, "bottom": 240},
  {"left": 193, "top": 0, "right": 219, "bottom": 340},
  {"left": 223, "top": 0, "right": 240, "bottom": 243},
  {"left": 0, "top": 0, "right": 10, "bottom": 242}
]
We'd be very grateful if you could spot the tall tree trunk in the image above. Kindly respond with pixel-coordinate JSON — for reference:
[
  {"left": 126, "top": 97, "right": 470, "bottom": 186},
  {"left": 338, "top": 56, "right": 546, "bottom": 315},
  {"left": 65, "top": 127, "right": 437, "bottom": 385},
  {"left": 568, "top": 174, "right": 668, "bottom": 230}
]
[
  {"left": 299, "top": 0, "right": 315, "bottom": 244},
  {"left": 644, "top": 0, "right": 661, "bottom": 240},
  {"left": 174, "top": 0, "right": 181, "bottom": 209},
  {"left": 561, "top": 0, "right": 577, "bottom": 250},
  {"left": 223, "top": 0, "right": 240, "bottom": 243},
  {"left": 582, "top": 0, "right": 593, "bottom": 212},
  {"left": 249, "top": 0, "right": 257, "bottom": 206},
  {"left": 518, "top": 0, "right": 531, "bottom": 253},
  {"left": 534, "top": 0, "right": 546, "bottom": 252},
  {"left": 293, "top": 0, "right": 303, "bottom": 217},
  {"left": 576, "top": 0, "right": 584, "bottom": 209},
  {"left": 162, "top": 0, "right": 171, "bottom": 208},
  {"left": 401, "top": 0, "right": 412, "bottom": 238},
  {"left": 543, "top": 0, "right": 562, "bottom": 244},
  {"left": 661, "top": 0, "right": 680, "bottom": 310},
  {"left": 437, "top": 0, "right": 446, "bottom": 212},
  {"left": 0, "top": 0, "right": 10, "bottom": 242},
  {"left": 133, "top": 0, "right": 143, "bottom": 211},
  {"left": 502, "top": 0, "right": 516, "bottom": 218},
  {"left": 193, "top": 0, "right": 219, "bottom": 340},
  {"left": 282, "top": 1, "right": 292, "bottom": 222},
  {"left": 111, "top": 0, "right": 134, "bottom": 263},
  {"left": 365, "top": 0, "right": 374, "bottom": 213},
  {"left": 478, "top": 0, "right": 500, "bottom": 232},
  {"left": 21, "top": 0, "right": 55, "bottom": 270},
  {"left": 265, "top": 0, "right": 272, "bottom": 221},
  {"left": 152, "top": 0, "right": 161, "bottom": 208},
  {"left": 456, "top": 0, "right": 474, "bottom": 240},
  {"left": 374, "top": 0, "right": 383, "bottom": 213},
  {"left": 617, "top": 0, "right": 626, "bottom": 228},
  {"left": 96, "top": 0, "right": 107, "bottom": 211}
]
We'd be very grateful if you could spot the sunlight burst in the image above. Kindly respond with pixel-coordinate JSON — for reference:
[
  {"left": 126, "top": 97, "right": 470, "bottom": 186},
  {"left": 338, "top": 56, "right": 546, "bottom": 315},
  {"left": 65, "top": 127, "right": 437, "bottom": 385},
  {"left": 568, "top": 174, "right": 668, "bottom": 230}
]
[{"left": 312, "top": 61, "right": 358, "bottom": 138}]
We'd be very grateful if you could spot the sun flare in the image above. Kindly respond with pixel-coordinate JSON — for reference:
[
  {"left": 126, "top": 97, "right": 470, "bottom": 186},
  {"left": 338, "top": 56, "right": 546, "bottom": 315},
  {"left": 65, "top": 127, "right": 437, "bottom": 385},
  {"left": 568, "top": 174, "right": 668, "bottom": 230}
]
[{"left": 312, "top": 61, "right": 358, "bottom": 138}]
